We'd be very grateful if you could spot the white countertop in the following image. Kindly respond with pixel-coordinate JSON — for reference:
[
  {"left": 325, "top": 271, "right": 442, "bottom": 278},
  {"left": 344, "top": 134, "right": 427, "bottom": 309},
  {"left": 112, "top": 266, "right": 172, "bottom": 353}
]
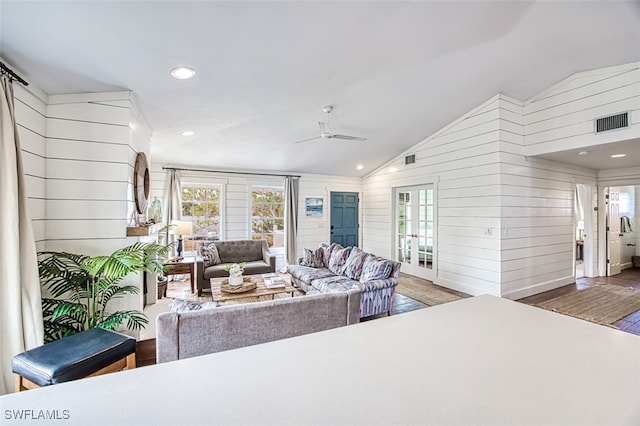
[{"left": 2, "top": 295, "right": 640, "bottom": 425}]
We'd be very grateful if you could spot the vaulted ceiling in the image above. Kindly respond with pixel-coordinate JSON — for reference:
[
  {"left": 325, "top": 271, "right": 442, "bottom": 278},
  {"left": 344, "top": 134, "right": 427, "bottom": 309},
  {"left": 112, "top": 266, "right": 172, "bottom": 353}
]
[{"left": 1, "top": 1, "right": 639, "bottom": 176}]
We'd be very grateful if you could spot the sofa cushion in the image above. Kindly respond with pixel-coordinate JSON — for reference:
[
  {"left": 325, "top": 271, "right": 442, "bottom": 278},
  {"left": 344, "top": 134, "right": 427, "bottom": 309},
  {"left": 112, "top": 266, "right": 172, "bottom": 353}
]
[
  {"left": 301, "top": 247, "right": 325, "bottom": 268},
  {"left": 328, "top": 246, "right": 352, "bottom": 275},
  {"left": 311, "top": 275, "right": 360, "bottom": 293},
  {"left": 287, "top": 264, "right": 335, "bottom": 283},
  {"left": 360, "top": 256, "right": 393, "bottom": 282},
  {"left": 199, "top": 243, "right": 221, "bottom": 268},
  {"left": 203, "top": 260, "right": 271, "bottom": 279},
  {"left": 343, "top": 247, "right": 370, "bottom": 280}
]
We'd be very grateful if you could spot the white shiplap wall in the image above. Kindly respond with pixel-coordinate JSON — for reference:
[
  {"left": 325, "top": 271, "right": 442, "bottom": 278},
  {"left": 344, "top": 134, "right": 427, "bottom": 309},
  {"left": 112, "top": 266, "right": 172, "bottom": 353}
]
[
  {"left": 44, "top": 92, "right": 143, "bottom": 256},
  {"left": 524, "top": 62, "right": 640, "bottom": 157},
  {"left": 14, "top": 83, "right": 48, "bottom": 252},
  {"left": 363, "top": 95, "right": 506, "bottom": 297},
  {"left": 522, "top": 61, "right": 640, "bottom": 283},
  {"left": 42, "top": 92, "right": 151, "bottom": 317},
  {"left": 362, "top": 91, "right": 599, "bottom": 299},
  {"left": 296, "top": 173, "right": 362, "bottom": 256},
  {"left": 149, "top": 164, "right": 361, "bottom": 268}
]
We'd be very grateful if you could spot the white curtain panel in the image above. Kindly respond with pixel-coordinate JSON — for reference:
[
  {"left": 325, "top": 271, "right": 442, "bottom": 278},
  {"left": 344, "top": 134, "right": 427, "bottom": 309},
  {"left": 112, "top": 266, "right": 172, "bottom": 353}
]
[
  {"left": 163, "top": 169, "right": 182, "bottom": 255},
  {"left": 284, "top": 176, "right": 299, "bottom": 265},
  {"left": 0, "top": 76, "right": 43, "bottom": 395}
]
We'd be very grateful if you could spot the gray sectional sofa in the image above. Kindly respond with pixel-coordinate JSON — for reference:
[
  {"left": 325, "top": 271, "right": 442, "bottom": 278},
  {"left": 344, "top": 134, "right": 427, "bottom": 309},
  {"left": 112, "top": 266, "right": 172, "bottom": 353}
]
[
  {"left": 286, "top": 243, "right": 401, "bottom": 318},
  {"left": 156, "top": 290, "right": 360, "bottom": 363},
  {"left": 196, "top": 239, "right": 276, "bottom": 296}
]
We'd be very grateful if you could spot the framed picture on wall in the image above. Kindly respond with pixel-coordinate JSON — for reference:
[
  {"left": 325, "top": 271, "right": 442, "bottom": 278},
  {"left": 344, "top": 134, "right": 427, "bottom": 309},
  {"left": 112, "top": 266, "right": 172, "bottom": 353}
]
[{"left": 305, "top": 197, "right": 323, "bottom": 217}]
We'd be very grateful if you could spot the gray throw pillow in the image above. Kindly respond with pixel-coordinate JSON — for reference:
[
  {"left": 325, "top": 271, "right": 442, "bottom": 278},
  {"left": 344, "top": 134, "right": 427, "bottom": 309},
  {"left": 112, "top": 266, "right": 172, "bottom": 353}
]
[
  {"left": 302, "top": 247, "right": 324, "bottom": 268},
  {"left": 199, "top": 243, "right": 221, "bottom": 268}
]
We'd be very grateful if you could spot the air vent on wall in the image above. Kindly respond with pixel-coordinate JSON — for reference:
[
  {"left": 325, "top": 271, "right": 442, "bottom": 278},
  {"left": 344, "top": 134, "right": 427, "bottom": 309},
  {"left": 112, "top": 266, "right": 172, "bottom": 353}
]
[
  {"left": 405, "top": 154, "right": 416, "bottom": 165},
  {"left": 595, "top": 112, "right": 629, "bottom": 133}
]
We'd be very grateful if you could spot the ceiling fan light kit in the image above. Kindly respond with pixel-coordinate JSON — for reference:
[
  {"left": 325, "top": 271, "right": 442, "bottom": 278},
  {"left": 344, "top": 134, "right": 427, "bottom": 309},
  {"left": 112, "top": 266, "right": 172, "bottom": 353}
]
[{"left": 292, "top": 105, "right": 367, "bottom": 144}]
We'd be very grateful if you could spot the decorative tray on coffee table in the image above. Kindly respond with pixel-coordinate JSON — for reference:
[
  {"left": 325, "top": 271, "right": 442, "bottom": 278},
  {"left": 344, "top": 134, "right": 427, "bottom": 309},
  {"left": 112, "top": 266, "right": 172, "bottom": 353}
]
[{"left": 220, "top": 277, "right": 257, "bottom": 293}]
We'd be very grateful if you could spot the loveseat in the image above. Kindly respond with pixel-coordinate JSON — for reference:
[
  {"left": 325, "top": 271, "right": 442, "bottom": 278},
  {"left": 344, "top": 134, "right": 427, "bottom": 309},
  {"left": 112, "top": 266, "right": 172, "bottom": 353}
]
[
  {"left": 196, "top": 239, "right": 276, "bottom": 296},
  {"left": 286, "top": 243, "right": 401, "bottom": 318},
  {"left": 156, "top": 290, "right": 360, "bottom": 363}
]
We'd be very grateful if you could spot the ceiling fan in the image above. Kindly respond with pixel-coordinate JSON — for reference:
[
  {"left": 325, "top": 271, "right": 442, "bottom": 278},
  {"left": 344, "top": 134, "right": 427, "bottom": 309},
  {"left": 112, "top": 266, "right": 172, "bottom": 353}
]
[{"left": 292, "top": 106, "right": 367, "bottom": 144}]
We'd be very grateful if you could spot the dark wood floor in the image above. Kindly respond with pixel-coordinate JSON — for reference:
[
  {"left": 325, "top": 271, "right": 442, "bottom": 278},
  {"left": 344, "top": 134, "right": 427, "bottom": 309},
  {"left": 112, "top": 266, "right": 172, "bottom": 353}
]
[
  {"left": 383, "top": 270, "right": 640, "bottom": 336},
  {"left": 136, "top": 269, "right": 640, "bottom": 366},
  {"left": 517, "top": 268, "right": 640, "bottom": 336}
]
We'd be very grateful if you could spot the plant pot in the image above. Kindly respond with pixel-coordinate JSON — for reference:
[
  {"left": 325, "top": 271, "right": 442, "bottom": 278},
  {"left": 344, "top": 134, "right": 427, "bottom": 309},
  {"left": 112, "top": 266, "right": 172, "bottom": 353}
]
[{"left": 157, "top": 276, "right": 168, "bottom": 298}]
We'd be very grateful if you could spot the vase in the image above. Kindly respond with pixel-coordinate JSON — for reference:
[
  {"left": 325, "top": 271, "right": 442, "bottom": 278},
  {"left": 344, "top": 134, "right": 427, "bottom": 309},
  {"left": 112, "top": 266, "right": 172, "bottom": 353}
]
[{"left": 229, "top": 272, "right": 243, "bottom": 286}]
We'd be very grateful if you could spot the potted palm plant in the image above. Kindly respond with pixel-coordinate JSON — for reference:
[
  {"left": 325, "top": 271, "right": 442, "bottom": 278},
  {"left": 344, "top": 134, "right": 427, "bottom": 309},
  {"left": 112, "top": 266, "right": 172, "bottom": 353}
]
[{"left": 39, "top": 242, "right": 171, "bottom": 342}]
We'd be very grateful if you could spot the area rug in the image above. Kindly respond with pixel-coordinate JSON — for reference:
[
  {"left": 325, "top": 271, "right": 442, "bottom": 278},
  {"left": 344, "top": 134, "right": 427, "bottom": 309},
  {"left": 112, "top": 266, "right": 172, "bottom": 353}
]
[
  {"left": 536, "top": 284, "right": 640, "bottom": 327},
  {"left": 396, "top": 280, "right": 464, "bottom": 306}
]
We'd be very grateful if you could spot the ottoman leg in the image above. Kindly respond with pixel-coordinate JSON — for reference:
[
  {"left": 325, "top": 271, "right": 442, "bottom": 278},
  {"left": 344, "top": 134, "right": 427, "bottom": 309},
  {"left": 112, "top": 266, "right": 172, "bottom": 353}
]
[
  {"left": 126, "top": 353, "right": 136, "bottom": 370},
  {"left": 15, "top": 374, "right": 39, "bottom": 392}
]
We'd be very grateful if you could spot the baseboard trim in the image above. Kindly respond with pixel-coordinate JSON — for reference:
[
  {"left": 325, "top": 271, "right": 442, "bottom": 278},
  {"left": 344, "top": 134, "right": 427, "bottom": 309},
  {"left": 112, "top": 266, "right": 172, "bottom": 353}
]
[
  {"left": 502, "top": 275, "right": 576, "bottom": 301},
  {"left": 434, "top": 277, "right": 499, "bottom": 297}
]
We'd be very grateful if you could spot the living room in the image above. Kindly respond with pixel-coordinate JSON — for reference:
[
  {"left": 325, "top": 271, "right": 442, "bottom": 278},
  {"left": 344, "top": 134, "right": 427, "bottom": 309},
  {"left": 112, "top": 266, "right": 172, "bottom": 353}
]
[{"left": 1, "top": 1, "right": 640, "bottom": 423}]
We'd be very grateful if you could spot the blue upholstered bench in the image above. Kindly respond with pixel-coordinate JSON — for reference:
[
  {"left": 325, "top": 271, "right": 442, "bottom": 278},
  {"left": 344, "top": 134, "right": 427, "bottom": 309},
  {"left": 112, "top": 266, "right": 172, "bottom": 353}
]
[{"left": 12, "top": 328, "right": 136, "bottom": 391}]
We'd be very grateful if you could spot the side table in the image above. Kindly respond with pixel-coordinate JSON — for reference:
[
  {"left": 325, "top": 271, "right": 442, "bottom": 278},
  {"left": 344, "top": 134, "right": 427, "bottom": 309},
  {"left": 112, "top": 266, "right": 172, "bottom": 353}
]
[{"left": 164, "top": 257, "right": 197, "bottom": 295}]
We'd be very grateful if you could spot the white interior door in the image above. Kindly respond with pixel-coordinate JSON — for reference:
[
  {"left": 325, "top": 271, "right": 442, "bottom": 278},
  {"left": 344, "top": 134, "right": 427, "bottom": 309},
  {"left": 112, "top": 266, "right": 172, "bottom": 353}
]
[
  {"left": 607, "top": 187, "right": 621, "bottom": 276},
  {"left": 395, "top": 184, "right": 435, "bottom": 280}
]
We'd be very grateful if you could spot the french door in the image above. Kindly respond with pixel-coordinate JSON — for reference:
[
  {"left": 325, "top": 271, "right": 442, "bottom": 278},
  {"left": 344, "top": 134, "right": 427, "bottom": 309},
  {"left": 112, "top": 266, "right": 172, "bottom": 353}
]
[{"left": 395, "top": 184, "right": 435, "bottom": 280}]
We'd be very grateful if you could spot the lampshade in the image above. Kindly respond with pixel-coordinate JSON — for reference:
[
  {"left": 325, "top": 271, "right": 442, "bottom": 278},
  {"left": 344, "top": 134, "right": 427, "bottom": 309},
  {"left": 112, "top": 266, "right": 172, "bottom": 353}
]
[{"left": 171, "top": 220, "right": 193, "bottom": 236}]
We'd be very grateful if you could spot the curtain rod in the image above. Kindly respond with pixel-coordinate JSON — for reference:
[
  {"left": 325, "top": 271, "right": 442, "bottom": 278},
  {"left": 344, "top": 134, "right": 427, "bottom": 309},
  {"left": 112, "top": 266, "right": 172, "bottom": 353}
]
[
  {"left": 0, "top": 61, "right": 29, "bottom": 86},
  {"left": 162, "top": 166, "right": 300, "bottom": 179}
]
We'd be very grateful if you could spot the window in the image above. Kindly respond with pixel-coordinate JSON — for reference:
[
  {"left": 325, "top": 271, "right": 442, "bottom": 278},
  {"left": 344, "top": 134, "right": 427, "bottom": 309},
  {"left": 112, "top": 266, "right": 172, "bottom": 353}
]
[
  {"left": 251, "top": 186, "right": 284, "bottom": 248},
  {"left": 181, "top": 183, "right": 222, "bottom": 252}
]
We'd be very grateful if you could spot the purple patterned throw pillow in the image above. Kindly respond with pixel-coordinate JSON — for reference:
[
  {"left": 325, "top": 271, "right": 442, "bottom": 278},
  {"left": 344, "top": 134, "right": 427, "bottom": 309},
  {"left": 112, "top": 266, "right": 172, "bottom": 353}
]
[
  {"left": 360, "top": 256, "right": 393, "bottom": 282},
  {"left": 319, "top": 242, "right": 340, "bottom": 267},
  {"left": 343, "top": 247, "right": 370, "bottom": 280},
  {"left": 328, "top": 246, "right": 352, "bottom": 275}
]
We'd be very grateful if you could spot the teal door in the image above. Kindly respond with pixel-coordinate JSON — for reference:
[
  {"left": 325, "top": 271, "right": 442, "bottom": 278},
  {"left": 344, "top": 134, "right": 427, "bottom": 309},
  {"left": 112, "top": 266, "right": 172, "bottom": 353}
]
[{"left": 330, "top": 192, "right": 359, "bottom": 246}]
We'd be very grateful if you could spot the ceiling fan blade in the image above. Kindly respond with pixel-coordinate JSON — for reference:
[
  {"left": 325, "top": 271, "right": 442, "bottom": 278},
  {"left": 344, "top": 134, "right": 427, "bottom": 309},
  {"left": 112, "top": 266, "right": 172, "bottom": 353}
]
[
  {"left": 292, "top": 135, "right": 322, "bottom": 144},
  {"left": 332, "top": 134, "right": 368, "bottom": 141}
]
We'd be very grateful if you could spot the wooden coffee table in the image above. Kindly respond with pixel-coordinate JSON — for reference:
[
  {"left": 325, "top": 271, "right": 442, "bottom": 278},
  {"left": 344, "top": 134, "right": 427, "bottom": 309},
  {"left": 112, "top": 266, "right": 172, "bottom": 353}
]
[{"left": 210, "top": 273, "right": 297, "bottom": 303}]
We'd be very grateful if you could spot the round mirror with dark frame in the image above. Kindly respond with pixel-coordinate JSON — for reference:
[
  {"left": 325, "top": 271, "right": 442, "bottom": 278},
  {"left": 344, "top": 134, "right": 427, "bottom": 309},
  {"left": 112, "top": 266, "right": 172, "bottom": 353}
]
[{"left": 134, "top": 152, "right": 150, "bottom": 215}]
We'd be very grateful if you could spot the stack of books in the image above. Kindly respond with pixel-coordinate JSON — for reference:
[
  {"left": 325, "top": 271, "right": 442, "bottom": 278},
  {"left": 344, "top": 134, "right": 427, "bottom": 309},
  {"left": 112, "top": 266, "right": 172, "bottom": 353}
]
[{"left": 263, "top": 273, "right": 285, "bottom": 288}]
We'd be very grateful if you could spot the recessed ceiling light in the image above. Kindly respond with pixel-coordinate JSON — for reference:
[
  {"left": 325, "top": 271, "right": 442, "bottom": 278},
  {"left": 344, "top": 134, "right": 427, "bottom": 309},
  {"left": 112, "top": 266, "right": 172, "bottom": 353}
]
[
  {"left": 170, "top": 66, "right": 196, "bottom": 80},
  {"left": 578, "top": 151, "right": 589, "bottom": 156},
  {"left": 182, "top": 130, "right": 195, "bottom": 136},
  {"left": 356, "top": 164, "right": 364, "bottom": 170},
  {"left": 611, "top": 154, "right": 626, "bottom": 158}
]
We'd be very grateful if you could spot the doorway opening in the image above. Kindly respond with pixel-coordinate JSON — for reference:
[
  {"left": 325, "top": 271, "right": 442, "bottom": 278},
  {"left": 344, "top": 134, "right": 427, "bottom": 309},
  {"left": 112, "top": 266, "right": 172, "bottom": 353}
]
[
  {"left": 575, "top": 183, "right": 593, "bottom": 279},
  {"left": 604, "top": 185, "right": 637, "bottom": 277}
]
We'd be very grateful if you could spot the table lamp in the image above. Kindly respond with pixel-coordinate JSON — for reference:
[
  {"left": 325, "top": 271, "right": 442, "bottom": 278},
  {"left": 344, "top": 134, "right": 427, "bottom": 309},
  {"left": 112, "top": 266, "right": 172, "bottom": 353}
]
[{"left": 171, "top": 220, "right": 193, "bottom": 259}]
